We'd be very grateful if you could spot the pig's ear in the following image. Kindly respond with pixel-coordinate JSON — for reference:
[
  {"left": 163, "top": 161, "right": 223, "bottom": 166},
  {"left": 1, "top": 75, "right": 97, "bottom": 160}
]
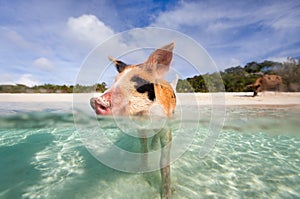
[
  {"left": 108, "top": 56, "right": 129, "bottom": 73},
  {"left": 144, "top": 42, "right": 174, "bottom": 78}
]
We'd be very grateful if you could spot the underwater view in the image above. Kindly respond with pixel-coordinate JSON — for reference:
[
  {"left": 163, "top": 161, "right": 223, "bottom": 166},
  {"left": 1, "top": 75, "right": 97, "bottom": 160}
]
[{"left": 0, "top": 100, "right": 299, "bottom": 199}]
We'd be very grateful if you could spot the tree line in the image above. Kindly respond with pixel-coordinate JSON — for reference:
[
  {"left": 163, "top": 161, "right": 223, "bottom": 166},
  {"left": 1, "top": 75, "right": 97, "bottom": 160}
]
[
  {"left": 176, "top": 57, "right": 300, "bottom": 92},
  {"left": 1, "top": 57, "right": 299, "bottom": 93},
  {"left": 0, "top": 83, "right": 107, "bottom": 93}
]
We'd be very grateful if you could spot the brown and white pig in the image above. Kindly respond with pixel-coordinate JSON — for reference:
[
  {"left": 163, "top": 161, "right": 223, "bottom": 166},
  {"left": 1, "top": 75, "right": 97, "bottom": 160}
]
[{"left": 90, "top": 42, "right": 176, "bottom": 199}]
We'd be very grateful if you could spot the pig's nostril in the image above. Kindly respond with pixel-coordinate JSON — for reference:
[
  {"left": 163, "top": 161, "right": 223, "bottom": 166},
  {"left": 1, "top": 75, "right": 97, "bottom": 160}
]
[{"left": 95, "top": 97, "right": 111, "bottom": 108}]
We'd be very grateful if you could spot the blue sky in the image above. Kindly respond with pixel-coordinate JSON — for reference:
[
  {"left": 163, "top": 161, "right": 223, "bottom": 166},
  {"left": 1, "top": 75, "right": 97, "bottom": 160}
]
[{"left": 0, "top": 0, "right": 299, "bottom": 86}]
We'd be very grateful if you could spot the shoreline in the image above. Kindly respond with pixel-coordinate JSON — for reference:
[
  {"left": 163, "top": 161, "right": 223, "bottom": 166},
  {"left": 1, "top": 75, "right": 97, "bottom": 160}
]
[{"left": 0, "top": 92, "right": 300, "bottom": 106}]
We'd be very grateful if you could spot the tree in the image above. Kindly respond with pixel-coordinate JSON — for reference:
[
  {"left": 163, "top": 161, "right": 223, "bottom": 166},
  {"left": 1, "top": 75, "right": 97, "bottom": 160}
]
[
  {"left": 224, "top": 66, "right": 245, "bottom": 75},
  {"left": 187, "top": 75, "right": 207, "bottom": 92},
  {"left": 95, "top": 82, "right": 107, "bottom": 92},
  {"left": 276, "top": 57, "right": 300, "bottom": 91},
  {"left": 244, "top": 62, "right": 262, "bottom": 73},
  {"left": 176, "top": 79, "right": 194, "bottom": 93}
]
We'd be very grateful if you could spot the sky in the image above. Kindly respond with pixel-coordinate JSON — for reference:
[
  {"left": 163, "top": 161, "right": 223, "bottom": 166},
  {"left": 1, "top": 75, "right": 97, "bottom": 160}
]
[{"left": 0, "top": 0, "right": 299, "bottom": 86}]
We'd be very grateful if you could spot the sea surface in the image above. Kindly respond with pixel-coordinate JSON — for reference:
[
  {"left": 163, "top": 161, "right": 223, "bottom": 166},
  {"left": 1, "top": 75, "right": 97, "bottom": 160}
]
[{"left": 0, "top": 101, "right": 299, "bottom": 199}]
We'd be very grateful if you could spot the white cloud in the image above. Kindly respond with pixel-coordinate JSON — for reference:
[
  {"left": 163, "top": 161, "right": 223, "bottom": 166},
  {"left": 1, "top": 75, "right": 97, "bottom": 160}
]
[
  {"left": 33, "top": 57, "right": 54, "bottom": 71},
  {"left": 16, "top": 74, "right": 40, "bottom": 86},
  {"left": 66, "top": 14, "right": 114, "bottom": 49},
  {"left": 152, "top": 1, "right": 248, "bottom": 31},
  {"left": 258, "top": 2, "right": 300, "bottom": 30},
  {"left": 265, "top": 56, "right": 288, "bottom": 63},
  {"left": 0, "top": 74, "right": 40, "bottom": 87},
  {"left": 153, "top": 1, "right": 300, "bottom": 33}
]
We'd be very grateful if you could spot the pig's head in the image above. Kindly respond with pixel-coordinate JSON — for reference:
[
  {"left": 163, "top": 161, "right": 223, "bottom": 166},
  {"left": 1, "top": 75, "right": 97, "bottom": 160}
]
[{"left": 90, "top": 42, "right": 176, "bottom": 116}]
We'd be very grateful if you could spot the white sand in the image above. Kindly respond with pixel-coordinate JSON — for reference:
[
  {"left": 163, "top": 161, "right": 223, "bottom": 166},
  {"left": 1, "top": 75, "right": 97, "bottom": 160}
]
[{"left": 0, "top": 92, "right": 299, "bottom": 106}]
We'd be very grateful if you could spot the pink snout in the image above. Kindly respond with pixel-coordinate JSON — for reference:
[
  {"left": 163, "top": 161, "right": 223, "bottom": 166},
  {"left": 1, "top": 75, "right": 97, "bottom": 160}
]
[{"left": 90, "top": 92, "right": 112, "bottom": 115}]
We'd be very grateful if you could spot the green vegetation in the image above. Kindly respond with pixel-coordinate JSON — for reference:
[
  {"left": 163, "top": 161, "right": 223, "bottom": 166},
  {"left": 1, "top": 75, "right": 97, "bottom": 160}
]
[
  {"left": 1, "top": 58, "right": 299, "bottom": 93},
  {"left": 176, "top": 57, "right": 300, "bottom": 92},
  {"left": 0, "top": 83, "right": 107, "bottom": 93}
]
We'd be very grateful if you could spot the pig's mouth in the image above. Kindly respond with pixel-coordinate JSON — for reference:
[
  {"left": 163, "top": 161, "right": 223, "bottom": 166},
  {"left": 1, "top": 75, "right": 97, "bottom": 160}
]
[{"left": 90, "top": 97, "right": 112, "bottom": 115}]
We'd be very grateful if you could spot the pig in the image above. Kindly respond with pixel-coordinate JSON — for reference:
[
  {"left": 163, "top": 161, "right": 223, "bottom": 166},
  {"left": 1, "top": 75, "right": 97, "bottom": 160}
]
[
  {"left": 90, "top": 42, "right": 176, "bottom": 199},
  {"left": 249, "top": 74, "right": 282, "bottom": 97}
]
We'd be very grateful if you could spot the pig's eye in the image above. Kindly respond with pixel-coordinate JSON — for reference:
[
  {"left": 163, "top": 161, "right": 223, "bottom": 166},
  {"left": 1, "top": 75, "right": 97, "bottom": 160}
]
[{"left": 130, "top": 76, "right": 156, "bottom": 101}]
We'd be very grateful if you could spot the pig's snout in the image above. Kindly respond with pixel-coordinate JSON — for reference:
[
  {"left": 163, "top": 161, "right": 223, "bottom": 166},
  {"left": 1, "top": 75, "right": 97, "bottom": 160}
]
[{"left": 90, "top": 93, "right": 112, "bottom": 115}]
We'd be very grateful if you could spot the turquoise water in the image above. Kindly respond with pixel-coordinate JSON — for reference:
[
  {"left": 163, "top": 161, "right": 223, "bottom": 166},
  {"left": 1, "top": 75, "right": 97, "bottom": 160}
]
[{"left": 0, "top": 102, "right": 299, "bottom": 199}]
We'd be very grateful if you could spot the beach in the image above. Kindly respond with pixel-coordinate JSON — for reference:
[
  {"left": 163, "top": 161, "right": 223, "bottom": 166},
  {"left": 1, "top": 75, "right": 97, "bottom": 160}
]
[{"left": 1, "top": 92, "right": 299, "bottom": 106}]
